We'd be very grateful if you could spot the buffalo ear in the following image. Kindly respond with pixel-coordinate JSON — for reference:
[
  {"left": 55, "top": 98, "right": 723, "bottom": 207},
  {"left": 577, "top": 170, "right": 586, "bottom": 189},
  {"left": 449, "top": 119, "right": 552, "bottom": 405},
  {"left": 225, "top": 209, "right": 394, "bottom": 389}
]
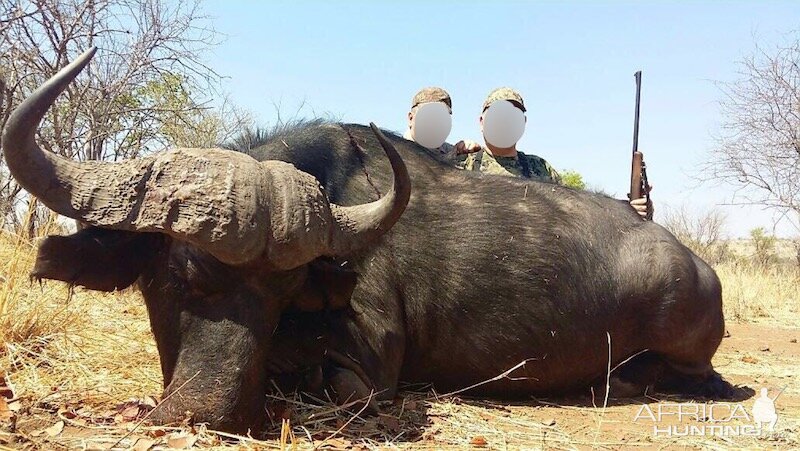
[
  {"left": 293, "top": 258, "right": 358, "bottom": 312},
  {"left": 32, "top": 227, "right": 164, "bottom": 292}
]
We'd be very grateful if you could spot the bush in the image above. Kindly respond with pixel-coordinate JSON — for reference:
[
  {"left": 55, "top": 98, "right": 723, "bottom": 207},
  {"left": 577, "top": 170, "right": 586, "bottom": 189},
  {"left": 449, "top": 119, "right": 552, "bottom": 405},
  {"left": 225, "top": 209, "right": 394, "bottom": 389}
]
[
  {"left": 795, "top": 239, "right": 800, "bottom": 268},
  {"left": 560, "top": 170, "right": 586, "bottom": 190},
  {"left": 749, "top": 227, "right": 777, "bottom": 266}
]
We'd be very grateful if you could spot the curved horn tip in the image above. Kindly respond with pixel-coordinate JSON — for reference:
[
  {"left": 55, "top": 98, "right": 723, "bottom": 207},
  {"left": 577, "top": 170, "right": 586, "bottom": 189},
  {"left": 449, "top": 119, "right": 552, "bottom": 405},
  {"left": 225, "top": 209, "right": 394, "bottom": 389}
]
[
  {"left": 56, "top": 47, "right": 98, "bottom": 76},
  {"left": 81, "top": 46, "right": 99, "bottom": 60},
  {"left": 70, "top": 47, "right": 98, "bottom": 72},
  {"left": 56, "top": 47, "right": 98, "bottom": 81},
  {"left": 368, "top": 123, "right": 394, "bottom": 150},
  {"left": 369, "top": 122, "right": 382, "bottom": 136}
]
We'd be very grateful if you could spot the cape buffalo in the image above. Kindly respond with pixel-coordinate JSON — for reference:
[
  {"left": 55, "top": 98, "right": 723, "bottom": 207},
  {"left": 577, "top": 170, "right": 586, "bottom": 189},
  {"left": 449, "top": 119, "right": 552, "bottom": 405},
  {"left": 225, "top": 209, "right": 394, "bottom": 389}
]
[{"left": 3, "top": 49, "right": 735, "bottom": 433}]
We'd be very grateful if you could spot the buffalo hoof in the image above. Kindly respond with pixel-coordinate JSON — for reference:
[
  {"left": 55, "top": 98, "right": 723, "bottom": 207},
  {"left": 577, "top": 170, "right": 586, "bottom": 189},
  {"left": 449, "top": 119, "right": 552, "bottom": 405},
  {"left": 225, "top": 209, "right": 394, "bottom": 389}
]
[
  {"left": 605, "top": 375, "right": 653, "bottom": 398},
  {"left": 146, "top": 393, "right": 267, "bottom": 434},
  {"left": 328, "top": 366, "right": 380, "bottom": 415},
  {"left": 692, "top": 372, "right": 754, "bottom": 401},
  {"left": 658, "top": 370, "right": 754, "bottom": 402}
]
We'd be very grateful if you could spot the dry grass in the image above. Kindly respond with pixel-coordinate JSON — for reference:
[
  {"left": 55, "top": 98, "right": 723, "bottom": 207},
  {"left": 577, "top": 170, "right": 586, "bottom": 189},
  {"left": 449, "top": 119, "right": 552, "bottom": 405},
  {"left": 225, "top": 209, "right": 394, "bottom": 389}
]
[
  {"left": 718, "top": 262, "right": 800, "bottom": 327},
  {"left": 0, "top": 226, "right": 160, "bottom": 408},
  {"left": 0, "top": 223, "right": 798, "bottom": 449}
]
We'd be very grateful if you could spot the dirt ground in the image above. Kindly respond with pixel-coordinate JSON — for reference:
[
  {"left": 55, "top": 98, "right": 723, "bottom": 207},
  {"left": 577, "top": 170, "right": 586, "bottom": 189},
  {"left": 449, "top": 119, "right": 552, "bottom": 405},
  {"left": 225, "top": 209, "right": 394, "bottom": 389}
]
[
  {"left": 1, "top": 320, "right": 797, "bottom": 450},
  {"left": 420, "top": 322, "right": 798, "bottom": 450}
]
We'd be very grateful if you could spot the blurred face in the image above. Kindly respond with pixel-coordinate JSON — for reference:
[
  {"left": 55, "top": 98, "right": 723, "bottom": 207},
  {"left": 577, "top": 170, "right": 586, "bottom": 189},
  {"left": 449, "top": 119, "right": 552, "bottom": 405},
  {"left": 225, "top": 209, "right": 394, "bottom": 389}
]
[
  {"left": 480, "top": 100, "right": 527, "bottom": 148},
  {"left": 408, "top": 101, "right": 452, "bottom": 149}
]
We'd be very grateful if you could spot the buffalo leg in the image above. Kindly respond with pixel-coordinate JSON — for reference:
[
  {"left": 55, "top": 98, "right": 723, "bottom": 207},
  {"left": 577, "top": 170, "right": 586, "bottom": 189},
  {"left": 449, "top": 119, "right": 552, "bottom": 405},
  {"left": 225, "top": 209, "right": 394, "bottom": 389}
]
[
  {"left": 651, "top": 254, "right": 737, "bottom": 399},
  {"left": 594, "top": 352, "right": 665, "bottom": 398},
  {"left": 327, "top": 292, "right": 407, "bottom": 403},
  {"left": 326, "top": 365, "right": 379, "bottom": 414}
]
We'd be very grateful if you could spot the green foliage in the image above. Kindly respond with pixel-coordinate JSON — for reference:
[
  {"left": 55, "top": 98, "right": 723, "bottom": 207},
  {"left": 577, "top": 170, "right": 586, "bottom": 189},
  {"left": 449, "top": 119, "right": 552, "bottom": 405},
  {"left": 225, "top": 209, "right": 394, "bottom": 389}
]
[
  {"left": 134, "top": 73, "right": 195, "bottom": 146},
  {"left": 560, "top": 170, "right": 586, "bottom": 190},
  {"left": 124, "top": 73, "right": 239, "bottom": 149},
  {"left": 750, "top": 227, "right": 777, "bottom": 266}
]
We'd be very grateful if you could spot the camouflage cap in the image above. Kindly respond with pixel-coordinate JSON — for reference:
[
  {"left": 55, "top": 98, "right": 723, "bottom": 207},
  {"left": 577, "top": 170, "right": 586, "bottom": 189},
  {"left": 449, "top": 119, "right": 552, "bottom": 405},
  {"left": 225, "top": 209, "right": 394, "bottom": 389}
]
[
  {"left": 482, "top": 87, "right": 526, "bottom": 112},
  {"left": 411, "top": 87, "right": 452, "bottom": 112}
]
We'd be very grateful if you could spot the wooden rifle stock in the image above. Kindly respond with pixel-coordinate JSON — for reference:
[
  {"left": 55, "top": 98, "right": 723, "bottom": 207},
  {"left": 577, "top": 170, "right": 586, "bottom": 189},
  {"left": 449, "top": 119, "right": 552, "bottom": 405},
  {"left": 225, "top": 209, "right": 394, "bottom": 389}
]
[
  {"left": 630, "top": 151, "right": 644, "bottom": 200},
  {"left": 629, "top": 70, "right": 650, "bottom": 219}
]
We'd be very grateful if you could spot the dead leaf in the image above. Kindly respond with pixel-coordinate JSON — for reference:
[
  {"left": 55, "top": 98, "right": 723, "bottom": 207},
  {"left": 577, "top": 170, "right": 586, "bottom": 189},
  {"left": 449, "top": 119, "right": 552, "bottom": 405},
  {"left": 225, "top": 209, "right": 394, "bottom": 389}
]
[
  {"left": 148, "top": 428, "right": 167, "bottom": 438},
  {"left": 0, "top": 398, "right": 13, "bottom": 422},
  {"left": 760, "top": 346, "right": 770, "bottom": 352},
  {"left": 404, "top": 400, "right": 418, "bottom": 410},
  {"left": 147, "top": 429, "right": 167, "bottom": 438},
  {"left": 742, "top": 356, "right": 758, "bottom": 364},
  {"left": 0, "top": 374, "right": 15, "bottom": 399},
  {"left": 132, "top": 438, "right": 156, "bottom": 451},
  {"left": 543, "top": 418, "right": 557, "bottom": 426},
  {"left": 361, "top": 418, "right": 379, "bottom": 431},
  {"left": 45, "top": 421, "right": 64, "bottom": 437},
  {"left": 120, "top": 405, "right": 141, "bottom": 420},
  {"left": 71, "top": 417, "right": 88, "bottom": 427},
  {"left": 379, "top": 415, "right": 400, "bottom": 432},
  {"left": 317, "top": 438, "right": 351, "bottom": 449},
  {"left": 167, "top": 433, "right": 197, "bottom": 449},
  {"left": 470, "top": 435, "right": 488, "bottom": 447}
]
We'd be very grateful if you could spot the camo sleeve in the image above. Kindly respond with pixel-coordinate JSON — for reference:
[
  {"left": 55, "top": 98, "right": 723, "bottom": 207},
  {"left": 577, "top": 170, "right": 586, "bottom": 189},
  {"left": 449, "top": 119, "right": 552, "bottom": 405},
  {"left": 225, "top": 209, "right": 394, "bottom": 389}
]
[
  {"left": 451, "top": 151, "right": 473, "bottom": 170},
  {"left": 524, "top": 155, "right": 562, "bottom": 184}
]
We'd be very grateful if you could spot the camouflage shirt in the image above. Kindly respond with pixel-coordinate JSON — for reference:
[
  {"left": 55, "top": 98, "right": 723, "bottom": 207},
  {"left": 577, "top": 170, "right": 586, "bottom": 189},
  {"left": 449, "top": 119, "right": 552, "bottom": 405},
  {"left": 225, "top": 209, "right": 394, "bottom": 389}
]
[{"left": 456, "top": 149, "right": 561, "bottom": 184}]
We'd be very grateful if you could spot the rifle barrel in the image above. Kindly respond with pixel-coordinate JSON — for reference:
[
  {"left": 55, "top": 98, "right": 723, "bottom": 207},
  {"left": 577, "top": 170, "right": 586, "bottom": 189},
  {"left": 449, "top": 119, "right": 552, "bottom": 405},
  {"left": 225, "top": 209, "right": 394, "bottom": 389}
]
[{"left": 632, "top": 71, "right": 642, "bottom": 155}]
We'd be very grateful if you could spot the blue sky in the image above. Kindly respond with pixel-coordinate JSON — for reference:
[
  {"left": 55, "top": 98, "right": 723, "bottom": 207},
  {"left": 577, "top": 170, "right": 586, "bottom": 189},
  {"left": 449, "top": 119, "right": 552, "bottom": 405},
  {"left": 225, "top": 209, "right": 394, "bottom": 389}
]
[{"left": 204, "top": 1, "right": 799, "bottom": 237}]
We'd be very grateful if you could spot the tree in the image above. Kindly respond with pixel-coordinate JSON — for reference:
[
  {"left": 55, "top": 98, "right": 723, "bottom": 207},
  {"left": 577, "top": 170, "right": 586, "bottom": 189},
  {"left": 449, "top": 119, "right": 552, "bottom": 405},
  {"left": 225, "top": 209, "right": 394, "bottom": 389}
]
[
  {"left": 662, "top": 206, "right": 729, "bottom": 265},
  {"left": 560, "top": 169, "right": 586, "bottom": 190},
  {"left": 705, "top": 33, "right": 800, "bottom": 232},
  {"left": 0, "top": 0, "right": 224, "bottom": 230},
  {"left": 161, "top": 95, "right": 254, "bottom": 148}
]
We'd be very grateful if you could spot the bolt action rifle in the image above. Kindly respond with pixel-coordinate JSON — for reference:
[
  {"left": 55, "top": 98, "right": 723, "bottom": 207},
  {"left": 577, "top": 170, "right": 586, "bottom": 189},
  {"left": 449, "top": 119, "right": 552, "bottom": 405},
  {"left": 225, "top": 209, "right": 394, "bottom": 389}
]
[{"left": 630, "top": 70, "right": 651, "bottom": 220}]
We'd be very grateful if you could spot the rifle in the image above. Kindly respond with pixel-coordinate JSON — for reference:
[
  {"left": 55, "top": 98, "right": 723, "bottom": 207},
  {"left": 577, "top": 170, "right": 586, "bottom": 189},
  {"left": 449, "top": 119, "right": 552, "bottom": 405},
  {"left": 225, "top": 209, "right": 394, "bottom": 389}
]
[{"left": 629, "top": 70, "right": 651, "bottom": 219}]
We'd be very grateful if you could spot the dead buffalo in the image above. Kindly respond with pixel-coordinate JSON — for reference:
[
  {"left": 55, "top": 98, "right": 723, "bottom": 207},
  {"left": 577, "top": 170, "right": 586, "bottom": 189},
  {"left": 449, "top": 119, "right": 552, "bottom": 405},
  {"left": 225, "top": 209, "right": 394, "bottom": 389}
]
[{"left": 3, "top": 49, "right": 735, "bottom": 433}]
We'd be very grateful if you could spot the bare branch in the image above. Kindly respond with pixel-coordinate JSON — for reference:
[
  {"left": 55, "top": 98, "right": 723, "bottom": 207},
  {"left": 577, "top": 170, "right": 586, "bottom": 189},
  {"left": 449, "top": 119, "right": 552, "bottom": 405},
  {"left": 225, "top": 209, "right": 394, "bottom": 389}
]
[
  {"left": 702, "top": 32, "right": 800, "bottom": 234},
  {"left": 0, "top": 0, "right": 247, "bottom": 231}
]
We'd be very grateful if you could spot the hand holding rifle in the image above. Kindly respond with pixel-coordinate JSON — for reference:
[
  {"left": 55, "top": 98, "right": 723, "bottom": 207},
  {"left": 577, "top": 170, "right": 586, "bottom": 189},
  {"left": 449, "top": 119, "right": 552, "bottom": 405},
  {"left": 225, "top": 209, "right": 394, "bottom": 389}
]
[{"left": 629, "top": 70, "right": 653, "bottom": 220}]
